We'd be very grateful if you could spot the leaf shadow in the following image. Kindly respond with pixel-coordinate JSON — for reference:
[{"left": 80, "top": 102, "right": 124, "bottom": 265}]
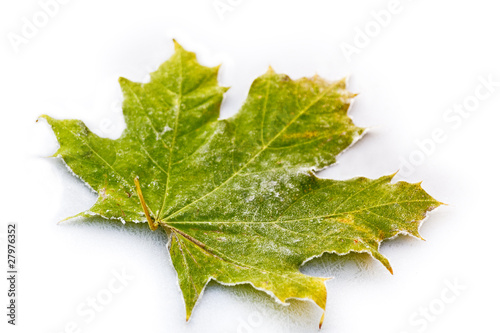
[
  {"left": 301, "top": 251, "right": 386, "bottom": 283},
  {"left": 59, "top": 215, "right": 169, "bottom": 246},
  {"left": 202, "top": 280, "right": 322, "bottom": 329}
]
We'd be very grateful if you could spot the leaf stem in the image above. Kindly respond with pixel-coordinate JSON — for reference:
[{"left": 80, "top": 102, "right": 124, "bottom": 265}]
[{"left": 134, "top": 176, "right": 158, "bottom": 231}]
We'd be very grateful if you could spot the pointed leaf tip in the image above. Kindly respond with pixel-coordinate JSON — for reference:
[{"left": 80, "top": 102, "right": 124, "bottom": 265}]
[
  {"left": 173, "top": 39, "right": 184, "bottom": 51},
  {"left": 38, "top": 114, "right": 50, "bottom": 122}
]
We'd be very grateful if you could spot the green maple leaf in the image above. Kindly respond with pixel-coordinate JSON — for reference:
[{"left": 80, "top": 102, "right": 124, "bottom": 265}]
[{"left": 42, "top": 41, "right": 441, "bottom": 327}]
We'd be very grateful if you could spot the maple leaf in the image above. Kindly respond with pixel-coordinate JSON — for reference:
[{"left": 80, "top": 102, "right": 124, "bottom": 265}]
[{"left": 42, "top": 41, "right": 441, "bottom": 327}]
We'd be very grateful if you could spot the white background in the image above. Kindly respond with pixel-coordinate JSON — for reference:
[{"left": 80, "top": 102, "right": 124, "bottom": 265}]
[{"left": 1, "top": 0, "right": 499, "bottom": 332}]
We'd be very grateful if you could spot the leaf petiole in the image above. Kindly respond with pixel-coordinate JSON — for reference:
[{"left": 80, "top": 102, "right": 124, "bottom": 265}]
[{"left": 134, "top": 176, "right": 158, "bottom": 231}]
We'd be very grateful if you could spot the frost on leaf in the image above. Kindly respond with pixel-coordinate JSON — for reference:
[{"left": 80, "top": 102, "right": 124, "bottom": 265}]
[{"left": 42, "top": 40, "right": 441, "bottom": 328}]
